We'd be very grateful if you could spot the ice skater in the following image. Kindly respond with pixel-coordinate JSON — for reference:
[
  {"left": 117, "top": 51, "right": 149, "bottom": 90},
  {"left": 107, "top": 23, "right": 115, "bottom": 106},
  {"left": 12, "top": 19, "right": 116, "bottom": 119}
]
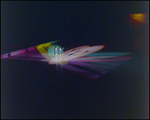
[
  {"left": 58, "top": 47, "right": 64, "bottom": 59},
  {"left": 53, "top": 46, "right": 59, "bottom": 57}
]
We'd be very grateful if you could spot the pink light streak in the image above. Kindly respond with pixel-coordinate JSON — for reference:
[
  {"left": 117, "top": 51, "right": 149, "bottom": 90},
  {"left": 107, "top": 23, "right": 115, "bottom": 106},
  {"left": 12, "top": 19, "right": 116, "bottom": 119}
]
[
  {"left": 1, "top": 43, "right": 133, "bottom": 80},
  {"left": 27, "top": 47, "right": 36, "bottom": 51},
  {"left": 60, "top": 64, "right": 100, "bottom": 80}
]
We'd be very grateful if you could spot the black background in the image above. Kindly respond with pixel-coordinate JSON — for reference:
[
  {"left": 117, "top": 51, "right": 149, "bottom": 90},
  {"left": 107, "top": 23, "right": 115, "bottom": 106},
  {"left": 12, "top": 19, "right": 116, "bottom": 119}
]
[{"left": 1, "top": 1, "right": 149, "bottom": 119}]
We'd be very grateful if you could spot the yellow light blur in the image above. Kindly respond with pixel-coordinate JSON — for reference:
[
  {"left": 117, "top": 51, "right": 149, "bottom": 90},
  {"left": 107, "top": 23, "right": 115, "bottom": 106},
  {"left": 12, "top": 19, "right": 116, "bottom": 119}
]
[
  {"left": 36, "top": 42, "right": 52, "bottom": 59},
  {"left": 130, "top": 13, "right": 148, "bottom": 23}
]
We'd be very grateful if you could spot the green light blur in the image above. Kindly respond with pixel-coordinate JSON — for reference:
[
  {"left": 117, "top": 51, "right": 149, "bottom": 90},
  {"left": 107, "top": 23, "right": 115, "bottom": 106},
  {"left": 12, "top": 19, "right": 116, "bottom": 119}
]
[
  {"left": 85, "top": 52, "right": 132, "bottom": 57},
  {"left": 48, "top": 45, "right": 64, "bottom": 57}
]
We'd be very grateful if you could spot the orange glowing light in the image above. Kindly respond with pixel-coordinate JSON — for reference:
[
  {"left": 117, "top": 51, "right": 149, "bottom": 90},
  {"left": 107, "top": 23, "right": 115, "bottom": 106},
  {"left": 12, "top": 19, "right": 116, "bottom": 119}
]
[
  {"left": 131, "top": 13, "right": 147, "bottom": 23},
  {"left": 128, "top": 13, "right": 148, "bottom": 26}
]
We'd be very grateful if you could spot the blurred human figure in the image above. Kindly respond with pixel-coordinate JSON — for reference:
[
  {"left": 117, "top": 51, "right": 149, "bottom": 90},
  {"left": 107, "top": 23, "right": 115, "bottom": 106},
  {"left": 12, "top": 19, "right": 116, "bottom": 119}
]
[
  {"left": 58, "top": 47, "right": 64, "bottom": 59},
  {"left": 53, "top": 46, "right": 58, "bottom": 57}
]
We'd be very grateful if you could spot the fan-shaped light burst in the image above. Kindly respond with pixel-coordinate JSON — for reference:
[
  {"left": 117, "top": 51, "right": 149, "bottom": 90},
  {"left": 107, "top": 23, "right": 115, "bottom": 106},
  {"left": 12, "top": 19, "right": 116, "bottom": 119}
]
[{"left": 1, "top": 41, "right": 132, "bottom": 80}]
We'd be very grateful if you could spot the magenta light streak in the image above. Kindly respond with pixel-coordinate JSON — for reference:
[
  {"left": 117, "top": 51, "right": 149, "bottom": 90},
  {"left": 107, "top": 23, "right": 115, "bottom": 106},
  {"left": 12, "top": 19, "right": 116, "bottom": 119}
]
[
  {"left": 93, "top": 62, "right": 122, "bottom": 67},
  {"left": 74, "top": 56, "right": 132, "bottom": 59},
  {"left": 16, "top": 52, "right": 45, "bottom": 58},
  {"left": 3, "top": 57, "right": 44, "bottom": 61},
  {"left": 92, "top": 64, "right": 116, "bottom": 69},
  {"left": 27, "top": 47, "right": 36, "bottom": 51},
  {"left": 68, "top": 61, "right": 108, "bottom": 74},
  {"left": 87, "top": 62, "right": 120, "bottom": 69},
  {"left": 1, "top": 53, "right": 8, "bottom": 59},
  {"left": 20, "top": 49, "right": 26, "bottom": 53},
  {"left": 1, "top": 47, "right": 45, "bottom": 60},
  {"left": 60, "top": 64, "right": 100, "bottom": 80},
  {"left": 10, "top": 51, "right": 21, "bottom": 56},
  {"left": 70, "top": 57, "right": 132, "bottom": 62},
  {"left": 11, "top": 49, "right": 26, "bottom": 56}
]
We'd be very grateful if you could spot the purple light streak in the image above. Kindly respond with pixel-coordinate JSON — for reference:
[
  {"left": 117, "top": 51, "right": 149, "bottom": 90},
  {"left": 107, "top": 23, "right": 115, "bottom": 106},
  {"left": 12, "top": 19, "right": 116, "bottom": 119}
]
[
  {"left": 60, "top": 64, "right": 100, "bottom": 80},
  {"left": 1, "top": 44, "right": 132, "bottom": 80}
]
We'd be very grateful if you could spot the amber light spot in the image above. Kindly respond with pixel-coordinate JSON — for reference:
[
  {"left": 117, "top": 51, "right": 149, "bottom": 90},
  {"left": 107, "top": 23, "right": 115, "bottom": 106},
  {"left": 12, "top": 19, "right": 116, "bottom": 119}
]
[
  {"left": 128, "top": 13, "right": 148, "bottom": 26},
  {"left": 131, "top": 13, "right": 147, "bottom": 23}
]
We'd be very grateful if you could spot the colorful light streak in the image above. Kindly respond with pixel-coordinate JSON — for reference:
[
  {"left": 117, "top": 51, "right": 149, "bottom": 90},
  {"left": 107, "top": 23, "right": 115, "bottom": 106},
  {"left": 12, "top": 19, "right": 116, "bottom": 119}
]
[
  {"left": 1, "top": 42, "right": 132, "bottom": 80},
  {"left": 59, "top": 53, "right": 132, "bottom": 79},
  {"left": 48, "top": 45, "right": 105, "bottom": 64}
]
